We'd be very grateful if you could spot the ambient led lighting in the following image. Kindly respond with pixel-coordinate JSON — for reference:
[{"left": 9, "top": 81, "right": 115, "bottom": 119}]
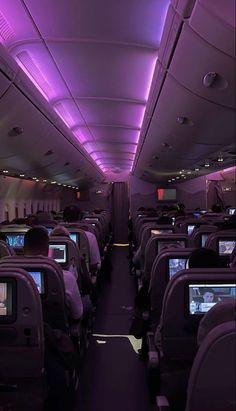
[
  {"left": 51, "top": 181, "right": 56, "bottom": 184},
  {"left": 195, "top": 168, "right": 200, "bottom": 171},
  {"left": 19, "top": 174, "right": 25, "bottom": 177},
  {"left": 53, "top": 102, "right": 75, "bottom": 128},
  {"left": 43, "top": 179, "right": 47, "bottom": 182},
  {"left": 16, "top": 51, "right": 53, "bottom": 101},
  {"left": 0, "top": 12, "right": 15, "bottom": 41},
  {"left": 3, "top": 170, "right": 8, "bottom": 173},
  {"left": 32, "top": 177, "right": 37, "bottom": 180}
]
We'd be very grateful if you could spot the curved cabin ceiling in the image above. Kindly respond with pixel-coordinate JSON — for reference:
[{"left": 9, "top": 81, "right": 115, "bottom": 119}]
[{"left": 0, "top": 0, "right": 235, "bottom": 186}]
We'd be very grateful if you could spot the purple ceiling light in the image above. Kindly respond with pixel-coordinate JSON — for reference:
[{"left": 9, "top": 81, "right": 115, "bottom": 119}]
[
  {"left": 16, "top": 50, "right": 54, "bottom": 101},
  {"left": 0, "top": 0, "right": 171, "bottom": 178}
]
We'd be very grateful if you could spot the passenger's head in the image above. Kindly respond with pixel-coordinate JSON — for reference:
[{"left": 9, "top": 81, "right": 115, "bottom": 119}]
[
  {"left": 50, "top": 225, "right": 70, "bottom": 238},
  {"left": 189, "top": 247, "right": 221, "bottom": 268},
  {"left": 63, "top": 205, "right": 81, "bottom": 223},
  {"left": 0, "top": 233, "right": 8, "bottom": 243},
  {"left": 202, "top": 288, "right": 215, "bottom": 303},
  {"left": 156, "top": 215, "right": 172, "bottom": 225},
  {"left": 24, "top": 226, "right": 49, "bottom": 256},
  {"left": 211, "top": 203, "right": 223, "bottom": 213}
]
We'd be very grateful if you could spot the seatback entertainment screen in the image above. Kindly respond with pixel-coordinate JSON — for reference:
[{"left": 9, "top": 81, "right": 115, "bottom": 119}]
[{"left": 188, "top": 283, "right": 236, "bottom": 314}]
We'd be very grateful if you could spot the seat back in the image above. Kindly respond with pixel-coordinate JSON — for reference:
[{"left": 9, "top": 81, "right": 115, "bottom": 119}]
[
  {"left": 205, "top": 230, "right": 236, "bottom": 266},
  {"left": 149, "top": 248, "right": 194, "bottom": 325},
  {"left": 158, "top": 268, "right": 235, "bottom": 362},
  {"left": 191, "top": 225, "right": 218, "bottom": 248},
  {"left": 0, "top": 256, "right": 68, "bottom": 331},
  {"left": 66, "top": 228, "right": 91, "bottom": 270},
  {"left": 177, "top": 219, "right": 207, "bottom": 234},
  {"left": 0, "top": 267, "right": 44, "bottom": 410},
  {"left": 186, "top": 320, "right": 236, "bottom": 411},
  {"left": 0, "top": 239, "right": 15, "bottom": 258},
  {"left": 143, "top": 233, "right": 190, "bottom": 283},
  {"left": 0, "top": 225, "right": 30, "bottom": 255}
]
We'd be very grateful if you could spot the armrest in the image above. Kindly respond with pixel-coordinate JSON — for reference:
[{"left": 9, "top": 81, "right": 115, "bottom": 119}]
[
  {"left": 156, "top": 396, "right": 170, "bottom": 411},
  {"left": 147, "top": 332, "right": 160, "bottom": 369}
]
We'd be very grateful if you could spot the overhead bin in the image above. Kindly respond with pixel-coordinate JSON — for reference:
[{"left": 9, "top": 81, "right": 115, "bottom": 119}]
[
  {"left": 189, "top": 0, "right": 235, "bottom": 57},
  {"left": 168, "top": 23, "right": 235, "bottom": 109},
  {"left": 135, "top": 74, "right": 235, "bottom": 173},
  {"left": 171, "top": 0, "right": 196, "bottom": 18}
]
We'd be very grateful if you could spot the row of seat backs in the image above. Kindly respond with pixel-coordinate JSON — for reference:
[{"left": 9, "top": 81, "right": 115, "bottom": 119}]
[
  {"left": 140, "top": 229, "right": 236, "bottom": 280},
  {"left": 157, "top": 268, "right": 235, "bottom": 362},
  {"left": 0, "top": 256, "right": 68, "bottom": 331}
]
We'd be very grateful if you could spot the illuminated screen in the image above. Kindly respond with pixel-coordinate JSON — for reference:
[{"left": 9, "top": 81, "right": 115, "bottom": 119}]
[
  {"left": 218, "top": 240, "right": 236, "bottom": 256},
  {"left": 168, "top": 258, "right": 188, "bottom": 279},
  {"left": 49, "top": 244, "right": 67, "bottom": 263},
  {"left": 28, "top": 271, "right": 44, "bottom": 294},
  {"left": 188, "top": 283, "right": 236, "bottom": 315},
  {"left": 229, "top": 208, "right": 236, "bottom": 215},
  {"left": 7, "top": 234, "right": 25, "bottom": 247},
  {"left": 151, "top": 229, "right": 173, "bottom": 237},
  {"left": 0, "top": 282, "right": 13, "bottom": 317},
  {"left": 69, "top": 233, "right": 77, "bottom": 243},
  {"left": 85, "top": 218, "right": 99, "bottom": 221},
  {"left": 158, "top": 240, "right": 185, "bottom": 254},
  {"left": 201, "top": 233, "right": 209, "bottom": 247},
  {"left": 187, "top": 225, "right": 196, "bottom": 235},
  {"left": 157, "top": 188, "right": 176, "bottom": 201}
]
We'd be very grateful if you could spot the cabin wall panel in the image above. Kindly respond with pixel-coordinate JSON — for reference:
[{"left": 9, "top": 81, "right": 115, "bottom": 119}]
[{"left": 129, "top": 175, "right": 158, "bottom": 214}]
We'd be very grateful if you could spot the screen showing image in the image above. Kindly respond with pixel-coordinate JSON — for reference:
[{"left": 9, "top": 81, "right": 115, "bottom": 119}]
[
  {"left": 69, "top": 233, "right": 77, "bottom": 243},
  {"left": 201, "top": 233, "right": 209, "bottom": 247},
  {"left": 28, "top": 271, "right": 44, "bottom": 294},
  {"left": 157, "top": 188, "right": 176, "bottom": 201},
  {"left": 187, "top": 225, "right": 196, "bottom": 235},
  {"left": 7, "top": 234, "right": 25, "bottom": 247},
  {"left": 229, "top": 208, "right": 236, "bottom": 215},
  {"left": 85, "top": 218, "right": 99, "bottom": 221},
  {"left": 168, "top": 258, "right": 188, "bottom": 279},
  {"left": 0, "top": 282, "right": 12, "bottom": 317},
  {"left": 151, "top": 229, "right": 173, "bottom": 237},
  {"left": 218, "top": 240, "right": 236, "bottom": 256},
  {"left": 49, "top": 244, "right": 67, "bottom": 263},
  {"left": 188, "top": 283, "right": 236, "bottom": 314},
  {"left": 158, "top": 240, "right": 185, "bottom": 254}
]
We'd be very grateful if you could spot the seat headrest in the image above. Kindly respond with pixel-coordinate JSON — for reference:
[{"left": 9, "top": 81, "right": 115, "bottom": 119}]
[{"left": 197, "top": 299, "right": 236, "bottom": 346}]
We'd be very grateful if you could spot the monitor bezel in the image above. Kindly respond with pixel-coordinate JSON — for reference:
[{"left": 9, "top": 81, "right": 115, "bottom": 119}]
[
  {"left": 0, "top": 278, "right": 17, "bottom": 324},
  {"left": 49, "top": 243, "right": 68, "bottom": 266},
  {"left": 185, "top": 280, "right": 236, "bottom": 318}
]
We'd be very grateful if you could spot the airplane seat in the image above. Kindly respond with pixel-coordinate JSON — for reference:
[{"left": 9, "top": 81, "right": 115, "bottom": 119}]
[
  {"left": 205, "top": 230, "right": 236, "bottom": 267},
  {"left": 143, "top": 234, "right": 190, "bottom": 286},
  {"left": 155, "top": 301, "right": 236, "bottom": 411},
  {"left": 149, "top": 248, "right": 194, "bottom": 329},
  {"left": 147, "top": 268, "right": 235, "bottom": 408},
  {"left": 0, "top": 266, "right": 45, "bottom": 411},
  {"left": 140, "top": 224, "right": 175, "bottom": 261},
  {"left": 0, "top": 239, "right": 15, "bottom": 258},
  {"left": 191, "top": 225, "right": 218, "bottom": 248},
  {"left": 185, "top": 320, "right": 236, "bottom": 411},
  {"left": 0, "top": 256, "right": 68, "bottom": 332},
  {"left": 177, "top": 219, "right": 208, "bottom": 235}
]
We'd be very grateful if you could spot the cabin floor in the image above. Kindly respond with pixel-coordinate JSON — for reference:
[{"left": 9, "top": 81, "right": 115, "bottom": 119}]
[{"left": 74, "top": 246, "right": 153, "bottom": 411}]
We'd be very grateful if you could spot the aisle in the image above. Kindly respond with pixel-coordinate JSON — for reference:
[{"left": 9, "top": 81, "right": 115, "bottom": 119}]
[{"left": 74, "top": 246, "right": 153, "bottom": 411}]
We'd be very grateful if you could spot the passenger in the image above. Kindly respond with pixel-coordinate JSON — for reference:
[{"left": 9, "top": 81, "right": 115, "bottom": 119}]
[
  {"left": 211, "top": 203, "right": 223, "bottom": 213},
  {"left": 49, "top": 225, "right": 93, "bottom": 320},
  {"left": 24, "top": 226, "right": 83, "bottom": 324},
  {"left": 63, "top": 205, "right": 101, "bottom": 272},
  {"left": 188, "top": 247, "right": 221, "bottom": 268}
]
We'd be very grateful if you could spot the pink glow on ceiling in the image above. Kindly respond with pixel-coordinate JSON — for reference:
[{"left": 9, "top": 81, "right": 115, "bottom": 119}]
[
  {"left": 223, "top": 166, "right": 236, "bottom": 173},
  {"left": 0, "top": 0, "right": 170, "bottom": 176},
  {"left": 16, "top": 51, "right": 54, "bottom": 101}
]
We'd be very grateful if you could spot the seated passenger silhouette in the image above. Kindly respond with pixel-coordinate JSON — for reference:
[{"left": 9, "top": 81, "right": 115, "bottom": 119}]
[
  {"left": 24, "top": 226, "right": 83, "bottom": 325},
  {"left": 188, "top": 247, "right": 221, "bottom": 269}
]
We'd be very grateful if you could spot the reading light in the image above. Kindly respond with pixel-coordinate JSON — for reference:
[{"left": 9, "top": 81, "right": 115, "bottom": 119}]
[
  {"left": 43, "top": 179, "right": 47, "bottom": 183},
  {"left": 195, "top": 168, "right": 200, "bottom": 171},
  {"left": 19, "top": 174, "right": 25, "bottom": 177},
  {"left": 3, "top": 170, "right": 9, "bottom": 173},
  {"left": 203, "top": 72, "right": 217, "bottom": 88},
  {"left": 204, "top": 162, "right": 210, "bottom": 167},
  {"left": 218, "top": 156, "right": 224, "bottom": 162},
  {"left": 168, "top": 179, "right": 172, "bottom": 182}
]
